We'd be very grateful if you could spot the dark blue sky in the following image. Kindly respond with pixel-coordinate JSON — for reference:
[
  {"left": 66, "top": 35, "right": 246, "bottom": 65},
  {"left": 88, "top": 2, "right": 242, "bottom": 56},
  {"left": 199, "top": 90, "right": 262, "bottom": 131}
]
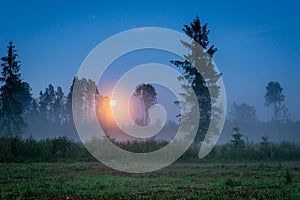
[{"left": 1, "top": 0, "right": 300, "bottom": 121}]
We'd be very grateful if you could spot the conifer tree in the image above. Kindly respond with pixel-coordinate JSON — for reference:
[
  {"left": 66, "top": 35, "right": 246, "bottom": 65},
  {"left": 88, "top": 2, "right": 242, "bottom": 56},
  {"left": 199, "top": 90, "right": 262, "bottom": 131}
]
[
  {"left": 0, "top": 41, "right": 31, "bottom": 136},
  {"left": 171, "top": 16, "right": 221, "bottom": 143}
]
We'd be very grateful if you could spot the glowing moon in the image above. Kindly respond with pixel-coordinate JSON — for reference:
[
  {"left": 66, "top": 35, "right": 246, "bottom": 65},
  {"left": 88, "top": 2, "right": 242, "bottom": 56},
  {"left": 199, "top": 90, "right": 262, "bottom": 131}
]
[{"left": 110, "top": 99, "right": 117, "bottom": 107}]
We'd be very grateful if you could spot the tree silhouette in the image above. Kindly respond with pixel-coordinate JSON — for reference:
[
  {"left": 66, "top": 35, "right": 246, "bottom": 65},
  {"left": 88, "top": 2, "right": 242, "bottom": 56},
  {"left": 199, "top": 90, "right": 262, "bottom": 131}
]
[
  {"left": 39, "top": 84, "right": 56, "bottom": 123},
  {"left": 265, "top": 81, "right": 286, "bottom": 121},
  {"left": 259, "top": 135, "right": 272, "bottom": 159},
  {"left": 231, "top": 126, "right": 245, "bottom": 149},
  {"left": 65, "top": 77, "right": 75, "bottom": 123},
  {"left": 0, "top": 41, "right": 32, "bottom": 136},
  {"left": 229, "top": 102, "right": 258, "bottom": 125},
  {"left": 54, "top": 86, "right": 66, "bottom": 125},
  {"left": 134, "top": 83, "right": 157, "bottom": 126},
  {"left": 171, "top": 16, "right": 221, "bottom": 143}
]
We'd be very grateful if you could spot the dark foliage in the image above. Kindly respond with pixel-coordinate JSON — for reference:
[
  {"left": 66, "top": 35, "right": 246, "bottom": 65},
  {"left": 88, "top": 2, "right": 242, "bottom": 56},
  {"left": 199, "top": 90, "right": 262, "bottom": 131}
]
[
  {"left": 265, "top": 81, "right": 288, "bottom": 122},
  {"left": 0, "top": 136, "right": 95, "bottom": 162},
  {"left": 134, "top": 83, "right": 157, "bottom": 126},
  {"left": 0, "top": 135, "right": 300, "bottom": 163},
  {"left": 171, "top": 16, "right": 221, "bottom": 143},
  {"left": 0, "top": 41, "right": 32, "bottom": 136}
]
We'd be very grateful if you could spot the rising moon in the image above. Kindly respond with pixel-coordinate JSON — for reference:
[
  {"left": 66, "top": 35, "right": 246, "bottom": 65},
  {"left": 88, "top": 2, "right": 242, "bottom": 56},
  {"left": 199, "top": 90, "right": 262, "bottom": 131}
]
[{"left": 110, "top": 99, "right": 117, "bottom": 107}]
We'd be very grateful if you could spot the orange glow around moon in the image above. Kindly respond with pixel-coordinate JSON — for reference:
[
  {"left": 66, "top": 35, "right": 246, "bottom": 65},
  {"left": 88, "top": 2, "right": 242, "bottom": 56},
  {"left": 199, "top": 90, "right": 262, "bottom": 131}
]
[{"left": 96, "top": 93, "right": 137, "bottom": 131}]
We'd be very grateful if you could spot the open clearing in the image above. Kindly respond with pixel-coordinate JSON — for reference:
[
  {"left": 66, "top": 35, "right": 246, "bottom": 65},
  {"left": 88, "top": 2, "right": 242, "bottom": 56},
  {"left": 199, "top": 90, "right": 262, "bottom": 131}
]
[{"left": 1, "top": 162, "right": 300, "bottom": 199}]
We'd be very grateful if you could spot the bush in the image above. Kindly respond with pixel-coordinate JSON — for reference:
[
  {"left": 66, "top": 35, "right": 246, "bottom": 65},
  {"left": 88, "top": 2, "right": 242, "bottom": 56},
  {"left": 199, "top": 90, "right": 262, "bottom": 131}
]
[
  {"left": 0, "top": 135, "right": 300, "bottom": 163},
  {"left": 0, "top": 136, "right": 94, "bottom": 162}
]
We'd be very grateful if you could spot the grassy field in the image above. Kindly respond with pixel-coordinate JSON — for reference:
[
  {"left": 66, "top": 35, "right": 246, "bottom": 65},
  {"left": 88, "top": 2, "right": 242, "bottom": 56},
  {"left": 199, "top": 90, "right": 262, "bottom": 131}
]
[{"left": 1, "top": 161, "right": 300, "bottom": 199}]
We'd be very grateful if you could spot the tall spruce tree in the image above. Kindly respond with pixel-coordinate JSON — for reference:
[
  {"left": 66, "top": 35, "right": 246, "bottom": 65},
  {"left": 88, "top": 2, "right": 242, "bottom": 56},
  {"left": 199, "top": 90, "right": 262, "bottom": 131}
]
[
  {"left": 171, "top": 16, "right": 221, "bottom": 143},
  {"left": 0, "top": 41, "right": 31, "bottom": 136}
]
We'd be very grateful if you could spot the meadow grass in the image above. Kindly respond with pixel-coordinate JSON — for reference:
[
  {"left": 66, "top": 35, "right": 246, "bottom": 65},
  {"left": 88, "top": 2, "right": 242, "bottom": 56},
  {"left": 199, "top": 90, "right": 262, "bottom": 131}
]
[{"left": 0, "top": 161, "right": 299, "bottom": 199}]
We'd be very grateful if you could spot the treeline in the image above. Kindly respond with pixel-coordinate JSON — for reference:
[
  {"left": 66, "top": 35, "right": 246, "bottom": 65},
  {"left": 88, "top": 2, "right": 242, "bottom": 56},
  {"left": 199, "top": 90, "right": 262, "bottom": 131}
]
[
  {"left": 220, "top": 119, "right": 300, "bottom": 144},
  {"left": 1, "top": 131, "right": 300, "bottom": 163},
  {"left": 0, "top": 136, "right": 94, "bottom": 162},
  {"left": 199, "top": 127, "right": 300, "bottom": 162},
  {"left": 25, "top": 78, "right": 100, "bottom": 139},
  {"left": 220, "top": 101, "right": 300, "bottom": 143},
  {"left": 0, "top": 41, "right": 106, "bottom": 139}
]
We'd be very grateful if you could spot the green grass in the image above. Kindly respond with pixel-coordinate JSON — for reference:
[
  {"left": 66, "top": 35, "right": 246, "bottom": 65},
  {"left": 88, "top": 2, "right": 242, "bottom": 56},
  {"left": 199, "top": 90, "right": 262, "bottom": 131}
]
[{"left": 0, "top": 162, "right": 300, "bottom": 199}]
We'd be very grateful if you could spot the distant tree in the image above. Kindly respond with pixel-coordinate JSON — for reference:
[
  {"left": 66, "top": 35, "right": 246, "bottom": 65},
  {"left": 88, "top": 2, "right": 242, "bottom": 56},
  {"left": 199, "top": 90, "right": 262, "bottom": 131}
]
[
  {"left": 279, "top": 104, "right": 290, "bottom": 123},
  {"left": 259, "top": 135, "right": 272, "bottom": 159},
  {"left": 230, "top": 126, "right": 245, "bottom": 149},
  {"left": 53, "top": 86, "right": 66, "bottom": 125},
  {"left": 65, "top": 78, "right": 75, "bottom": 122},
  {"left": 229, "top": 102, "right": 258, "bottom": 125},
  {"left": 39, "top": 84, "right": 56, "bottom": 123},
  {"left": 86, "top": 79, "right": 99, "bottom": 118},
  {"left": 265, "top": 81, "right": 286, "bottom": 121},
  {"left": 171, "top": 16, "right": 221, "bottom": 143},
  {"left": 0, "top": 41, "right": 32, "bottom": 136},
  {"left": 36, "top": 84, "right": 69, "bottom": 136},
  {"left": 26, "top": 98, "right": 40, "bottom": 134},
  {"left": 64, "top": 78, "right": 78, "bottom": 137},
  {"left": 70, "top": 77, "right": 99, "bottom": 122},
  {"left": 134, "top": 83, "right": 157, "bottom": 126},
  {"left": 96, "top": 95, "right": 110, "bottom": 127}
]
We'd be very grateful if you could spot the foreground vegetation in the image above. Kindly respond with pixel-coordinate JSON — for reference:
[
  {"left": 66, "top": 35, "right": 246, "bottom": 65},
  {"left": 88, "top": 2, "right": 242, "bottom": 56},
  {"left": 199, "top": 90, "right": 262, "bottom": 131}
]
[
  {"left": 1, "top": 135, "right": 300, "bottom": 163},
  {"left": 1, "top": 162, "right": 300, "bottom": 199},
  {"left": 1, "top": 135, "right": 299, "bottom": 199}
]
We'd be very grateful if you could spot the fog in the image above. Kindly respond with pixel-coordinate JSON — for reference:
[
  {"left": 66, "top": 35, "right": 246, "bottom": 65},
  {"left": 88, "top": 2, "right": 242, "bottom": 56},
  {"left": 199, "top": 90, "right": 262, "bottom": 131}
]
[{"left": 16, "top": 79, "right": 299, "bottom": 147}]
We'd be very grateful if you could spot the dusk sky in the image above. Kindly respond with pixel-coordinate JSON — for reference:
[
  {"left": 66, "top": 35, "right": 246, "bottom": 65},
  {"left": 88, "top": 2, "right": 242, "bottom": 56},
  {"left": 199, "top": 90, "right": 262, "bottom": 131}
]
[{"left": 1, "top": 0, "right": 300, "bottom": 121}]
